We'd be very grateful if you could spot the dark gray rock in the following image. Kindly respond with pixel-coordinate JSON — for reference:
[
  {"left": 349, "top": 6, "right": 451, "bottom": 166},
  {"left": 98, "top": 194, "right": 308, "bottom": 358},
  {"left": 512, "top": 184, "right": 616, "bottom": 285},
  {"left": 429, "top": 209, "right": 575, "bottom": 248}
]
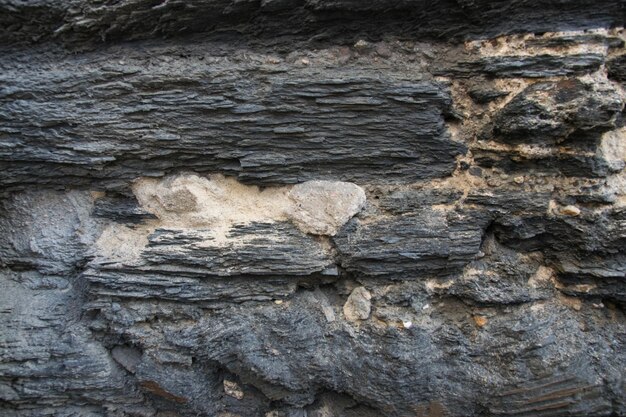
[
  {"left": 93, "top": 195, "right": 158, "bottom": 223},
  {"left": 431, "top": 236, "right": 555, "bottom": 305},
  {"left": 468, "top": 87, "right": 510, "bottom": 104},
  {"left": 487, "top": 79, "right": 623, "bottom": 145},
  {"left": 83, "top": 282, "right": 626, "bottom": 417},
  {"left": 1, "top": 1, "right": 626, "bottom": 416},
  {"left": 334, "top": 209, "right": 490, "bottom": 278},
  {"left": 607, "top": 54, "right": 626, "bottom": 83},
  {"left": 375, "top": 187, "right": 463, "bottom": 215},
  {"left": 472, "top": 147, "right": 621, "bottom": 178},
  {"left": 141, "top": 223, "right": 334, "bottom": 276},
  {"left": 0, "top": 50, "right": 463, "bottom": 188},
  {"left": 1, "top": 0, "right": 624, "bottom": 46}
]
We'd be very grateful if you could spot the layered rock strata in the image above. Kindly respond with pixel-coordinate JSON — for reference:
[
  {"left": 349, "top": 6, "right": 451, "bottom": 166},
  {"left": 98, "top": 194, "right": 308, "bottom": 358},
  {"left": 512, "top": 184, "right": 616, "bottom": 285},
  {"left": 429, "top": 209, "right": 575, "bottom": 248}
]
[{"left": 1, "top": 1, "right": 625, "bottom": 416}]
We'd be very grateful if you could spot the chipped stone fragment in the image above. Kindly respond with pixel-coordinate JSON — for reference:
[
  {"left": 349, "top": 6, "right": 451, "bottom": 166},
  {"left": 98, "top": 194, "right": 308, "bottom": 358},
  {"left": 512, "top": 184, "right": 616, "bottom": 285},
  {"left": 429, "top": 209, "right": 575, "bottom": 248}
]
[
  {"left": 111, "top": 346, "right": 143, "bottom": 373},
  {"left": 473, "top": 315, "right": 488, "bottom": 327},
  {"left": 287, "top": 180, "right": 366, "bottom": 236},
  {"left": 343, "top": 287, "right": 372, "bottom": 322},
  {"left": 224, "top": 380, "right": 244, "bottom": 400},
  {"left": 559, "top": 205, "right": 581, "bottom": 216}
]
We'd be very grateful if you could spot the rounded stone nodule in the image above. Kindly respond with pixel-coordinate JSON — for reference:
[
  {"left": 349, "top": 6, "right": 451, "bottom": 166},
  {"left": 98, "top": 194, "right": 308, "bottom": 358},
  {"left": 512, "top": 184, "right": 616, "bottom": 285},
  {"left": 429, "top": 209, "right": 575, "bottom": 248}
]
[{"left": 287, "top": 180, "right": 366, "bottom": 236}]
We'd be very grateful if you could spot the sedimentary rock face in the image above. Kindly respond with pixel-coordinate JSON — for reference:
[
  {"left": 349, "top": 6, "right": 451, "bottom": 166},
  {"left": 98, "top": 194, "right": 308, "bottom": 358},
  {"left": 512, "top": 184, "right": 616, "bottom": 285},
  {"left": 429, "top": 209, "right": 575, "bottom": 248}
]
[{"left": 1, "top": 1, "right": 625, "bottom": 416}]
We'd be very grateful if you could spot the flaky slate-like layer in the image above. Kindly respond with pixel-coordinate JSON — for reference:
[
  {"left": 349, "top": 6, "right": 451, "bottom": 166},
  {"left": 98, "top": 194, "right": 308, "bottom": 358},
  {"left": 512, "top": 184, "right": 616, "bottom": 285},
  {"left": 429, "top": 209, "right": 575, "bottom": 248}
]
[
  {"left": 0, "top": 50, "right": 461, "bottom": 188},
  {"left": 1, "top": 0, "right": 624, "bottom": 46}
]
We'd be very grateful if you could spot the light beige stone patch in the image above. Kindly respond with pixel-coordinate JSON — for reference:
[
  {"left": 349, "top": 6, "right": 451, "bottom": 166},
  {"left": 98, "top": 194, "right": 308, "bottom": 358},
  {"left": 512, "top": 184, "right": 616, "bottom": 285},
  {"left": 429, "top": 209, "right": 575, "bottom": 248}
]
[
  {"left": 343, "top": 286, "right": 372, "bottom": 322},
  {"left": 132, "top": 174, "right": 291, "bottom": 228},
  {"left": 223, "top": 380, "right": 244, "bottom": 400},
  {"left": 132, "top": 174, "right": 366, "bottom": 237},
  {"left": 93, "top": 174, "right": 366, "bottom": 264},
  {"left": 599, "top": 127, "right": 626, "bottom": 173},
  {"left": 287, "top": 180, "right": 366, "bottom": 236},
  {"left": 93, "top": 223, "right": 155, "bottom": 262}
]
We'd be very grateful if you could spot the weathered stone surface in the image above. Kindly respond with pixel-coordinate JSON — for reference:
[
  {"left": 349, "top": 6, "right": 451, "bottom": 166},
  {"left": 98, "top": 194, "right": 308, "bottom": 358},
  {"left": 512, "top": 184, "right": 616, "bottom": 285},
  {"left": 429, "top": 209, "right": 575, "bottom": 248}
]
[
  {"left": 287, "top": 180, "right": 366, "bottom": 236},
  {"left": 334, "top": 209, "right": 490, "bottom": 278},
  {"left": 2, "top": 0, "right": 623, "bottom": 46},
  {"left": 472, "top": 146, "right": 622, "bottom": 178},
  {"left": 438, "top": 53, "right": 606, "bottom": 78},
  {"left": 0, "top": 52, "right": 462, "bottom": 188},
  {"left": 1, "top": 3, "right": 626, "bottom": 417},
  {"left": 375, "top": 187, "right": 463, "bottom": 215},
  {"left": 138, "top": 223, "right": 333, "bottom": 276},
  {"left": 343, "top": 286, "right": 372, "bottom": 321},
  {"left": 488, "top": 79, "right": 623, "bottom": 145}
]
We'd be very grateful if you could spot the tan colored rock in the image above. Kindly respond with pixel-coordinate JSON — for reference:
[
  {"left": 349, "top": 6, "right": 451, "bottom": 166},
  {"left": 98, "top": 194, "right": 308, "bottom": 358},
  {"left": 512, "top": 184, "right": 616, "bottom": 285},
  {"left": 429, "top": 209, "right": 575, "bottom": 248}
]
[
  {"left": 223, "top": 380, "right": 244, "bottom": 400},
  {"left": 287, "top": 180, "right": 366, "bottom": 236},
  {"left": 559, "top": 205, "right": 581, "bottom": 216},
  {"left": 343, "top": 287, "right": 372, "bottom": 322},
  {"left": 473, "top": 315, "right": 488, "bottom": 327},
  {"left": 132, "top": 174, "right": 291, "bottom": 227}
]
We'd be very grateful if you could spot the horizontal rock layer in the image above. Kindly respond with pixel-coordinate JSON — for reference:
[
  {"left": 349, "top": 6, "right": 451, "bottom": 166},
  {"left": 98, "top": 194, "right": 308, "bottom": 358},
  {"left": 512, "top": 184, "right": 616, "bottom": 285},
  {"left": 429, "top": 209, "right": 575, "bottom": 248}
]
[
  {"left": 0, "top": 55, "right": 461, "bottom": 187},
  {"left": 1, "top": 0, "right": 624, "bottom": 46}
]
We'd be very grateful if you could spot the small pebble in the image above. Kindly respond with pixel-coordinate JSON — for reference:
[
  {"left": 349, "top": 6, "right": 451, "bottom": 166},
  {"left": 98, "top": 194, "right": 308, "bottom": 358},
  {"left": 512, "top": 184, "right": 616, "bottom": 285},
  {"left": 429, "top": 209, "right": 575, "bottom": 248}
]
[
  {"left": 375, "top": 43, "right": 392, "bottom": 58},
  {"left": 402, "top": 321, "right": 413, "bottom": 329},
  {"left": 354, "top": 39, "right": 370, "bottom": 51},
  {"left": 559, "top": 205, "right": 581, "bottom": 216},
  {"left": 513, "top": 176, "right": 524, "bottom": 184},
  {"left": 223, "top": 380, "right": 244, "bottom": 400},
  {"left": 343, "top": 287, "right": 372, "bottom": 322},
  {"left": 468, "top": 166, "right": 482, "bottom": 177},
  {"left": 473, "top": 315, "right": 488, "bottom": 327}
]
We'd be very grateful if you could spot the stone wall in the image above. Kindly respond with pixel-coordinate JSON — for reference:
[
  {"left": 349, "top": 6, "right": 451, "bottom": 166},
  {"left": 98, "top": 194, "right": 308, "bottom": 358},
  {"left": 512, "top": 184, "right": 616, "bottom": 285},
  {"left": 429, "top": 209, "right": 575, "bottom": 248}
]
[{"left": 1, "top": 1, "right": 625, "bottom": 416}]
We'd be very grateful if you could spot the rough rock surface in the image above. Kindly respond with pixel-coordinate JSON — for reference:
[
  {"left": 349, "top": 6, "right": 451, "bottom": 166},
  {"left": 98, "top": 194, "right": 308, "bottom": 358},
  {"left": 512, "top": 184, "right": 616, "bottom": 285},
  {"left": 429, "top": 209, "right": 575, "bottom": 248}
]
[{"left": 1, "top": 1, "right": 626, "bottom": 417}]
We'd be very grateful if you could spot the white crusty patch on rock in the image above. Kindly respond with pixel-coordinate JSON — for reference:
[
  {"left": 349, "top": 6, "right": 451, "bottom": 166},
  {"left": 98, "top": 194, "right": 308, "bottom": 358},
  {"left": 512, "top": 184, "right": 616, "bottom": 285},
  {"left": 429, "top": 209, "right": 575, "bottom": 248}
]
[
  {"left": 133, "top": 174, "right": 290, "bottom": 229},
  {"left": 131, "top": 173, "right": 365, "bottom": 237}
]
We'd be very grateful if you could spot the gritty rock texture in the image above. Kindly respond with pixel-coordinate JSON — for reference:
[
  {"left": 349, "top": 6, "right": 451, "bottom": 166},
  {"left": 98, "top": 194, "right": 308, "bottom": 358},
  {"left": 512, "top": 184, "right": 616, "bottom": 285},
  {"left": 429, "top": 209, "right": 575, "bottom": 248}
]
[
  {"left": 1, "top": 2, "right": 626, "bottom": 417},
  {"left": 288, "top": 181, "right": 366, "bottom": 236},
  {"left": 343, "top": 287, "right": 372, "bottom": 322}
]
